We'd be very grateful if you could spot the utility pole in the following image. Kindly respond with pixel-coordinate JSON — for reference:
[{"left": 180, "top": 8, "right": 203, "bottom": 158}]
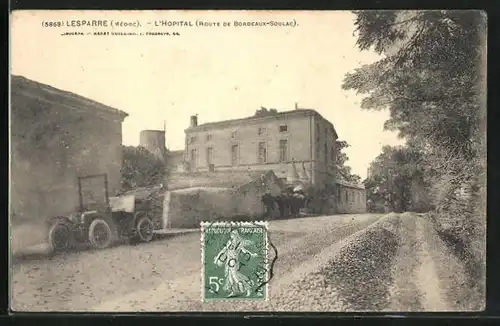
[{"left": 163, "top": 119, "right": 167, "bottom": 150}]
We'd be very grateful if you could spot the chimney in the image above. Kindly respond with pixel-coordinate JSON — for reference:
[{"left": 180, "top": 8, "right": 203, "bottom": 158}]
[{"left": 190, "top": 115, "right": 198, "bottom": 127}]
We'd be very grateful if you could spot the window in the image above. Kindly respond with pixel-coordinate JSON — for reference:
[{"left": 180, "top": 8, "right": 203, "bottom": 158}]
[
  {"left": 279, "top": 125, "right": 288, "bottom": 132},
  {"left": 206, "top": 147, "right": 213, "bottom": 165},
  {"left": 231, "top": 144, "right": 239, "bottom": 166},
  {"left": 258, "top": 142, "right": 267, "bottom": 164},
  {"left": 336, "top": 187, "right": 341, "bottom": 201},
  {"left": 190, "top": 148, "right": 198, "bottom": 168},
  {"left": 231, "top": 131, "right": 237, "bottom": 139},
  {"left": 206, "top": 134, "right": 212, "bottom": 141},
  {"left": 189, "top": 136, "right": 197, "bottom": 144},
  {"left": 279, "top": 139, "right": 288, "bottom": 162},
  {"left": 258, "top": 127, "right": 266, "bottom": 136},
  {"left": 345, "top": 190, "right": 348, "bottom": 202}
]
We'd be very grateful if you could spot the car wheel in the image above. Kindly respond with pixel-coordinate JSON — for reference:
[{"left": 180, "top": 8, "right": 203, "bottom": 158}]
[
  {"left": 48, "top": 219, "right": 74, "bottom": 252},
  {"left": 89, "top": 218, "right": 112, "bottom": 249},
  {"left": 136, "top": 216, "right": 154, "bottom": 243}
]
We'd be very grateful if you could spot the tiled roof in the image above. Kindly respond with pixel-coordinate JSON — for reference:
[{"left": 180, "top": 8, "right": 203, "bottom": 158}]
[
  {"left": 186, "top": 108, "right": 338, "bottom": 139},
  {"left": 11, "top": 75, "right": 128, "bottom": 119},
  {"left": 336, "top": 180, "right": 365, "bottom": 190}
]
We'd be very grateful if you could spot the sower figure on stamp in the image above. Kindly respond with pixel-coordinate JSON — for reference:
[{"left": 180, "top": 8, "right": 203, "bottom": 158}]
[{"left": 214, "top": 229, "right": 258, "bottom": 297}]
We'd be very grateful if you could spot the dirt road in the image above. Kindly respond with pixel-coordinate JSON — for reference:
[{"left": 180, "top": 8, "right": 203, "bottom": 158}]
[
  {"left": 10, "top": 212, "right": 483, "bottom": 312},
  {"left": 11, "top": 214, "right": 380, "bottom": 312}
]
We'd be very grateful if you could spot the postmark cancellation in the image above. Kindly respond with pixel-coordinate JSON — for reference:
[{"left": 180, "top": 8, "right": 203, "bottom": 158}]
[{"left": 201, "top": 221, "right": 269, "bottom": 302}]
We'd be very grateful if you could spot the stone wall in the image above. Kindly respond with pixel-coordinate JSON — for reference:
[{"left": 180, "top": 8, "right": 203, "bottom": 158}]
[
  {"left": 162, "top": 188, "right": 236, "bottom": 229},
  {"left": 313, "top": 114, "right": 337, "bottom": 189},
  {"left": 162, "top": 171, "right": 284, "bottom": 228}
]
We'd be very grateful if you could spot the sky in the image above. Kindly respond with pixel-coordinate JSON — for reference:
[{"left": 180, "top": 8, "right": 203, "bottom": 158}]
[{"left": 11, "top": 10, "right": 404, "bottom": 179}]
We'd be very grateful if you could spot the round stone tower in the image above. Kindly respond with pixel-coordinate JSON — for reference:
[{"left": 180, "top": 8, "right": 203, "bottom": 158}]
[{"left": 139, "top": 130, "right": 166, "bottom": 161}]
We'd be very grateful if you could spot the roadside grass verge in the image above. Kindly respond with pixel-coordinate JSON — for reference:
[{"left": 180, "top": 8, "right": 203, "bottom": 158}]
[{"left": 429, "top": 211, "right": 485, "bottom": 310}]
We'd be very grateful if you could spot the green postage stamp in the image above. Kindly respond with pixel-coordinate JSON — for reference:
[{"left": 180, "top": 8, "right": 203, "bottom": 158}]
[{"left": 201, "top": 221, "right": 269, "bottom": 301}]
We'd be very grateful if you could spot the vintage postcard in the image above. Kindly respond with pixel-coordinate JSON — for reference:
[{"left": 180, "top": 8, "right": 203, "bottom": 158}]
[{"left": 9, "top": 10, "right": 486, "bottom": 312}]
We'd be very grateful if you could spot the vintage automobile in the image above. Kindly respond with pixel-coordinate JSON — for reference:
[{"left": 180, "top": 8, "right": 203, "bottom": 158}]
[{"left": 47, "top": 174, "right": 157, "bottom": 252}]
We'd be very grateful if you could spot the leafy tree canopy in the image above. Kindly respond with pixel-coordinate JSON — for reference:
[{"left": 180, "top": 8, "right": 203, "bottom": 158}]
[
  {"left": 254, "top": 107, "right": 279, "bottom": 117},
  {"left": 343, "top": 10, "right": 486, "bottom": 161},
  {"left": 335, "top": 140, "right": 361, "bottom": 185},
  {"left": 121, "top": 145, "right": 165, "bottom": 191},
  {"left": 347, "top": 10, "right": 486, "bottom": 215},
  {"left": 363, "top": 145, "right": 430, "bottom": 212}
]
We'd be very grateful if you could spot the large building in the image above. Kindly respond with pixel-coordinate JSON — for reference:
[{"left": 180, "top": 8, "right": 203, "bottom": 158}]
[
  {"left": 10, "top": 76, "right": 128, "bottom": 251},
  {"left": 182, "top": 108, "right": 339, "bottom": 190}
]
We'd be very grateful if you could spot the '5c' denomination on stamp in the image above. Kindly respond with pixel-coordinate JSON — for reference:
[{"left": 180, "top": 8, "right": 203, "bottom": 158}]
[{"left": 201, "top": 221, "right": 269, "bottom": 302}]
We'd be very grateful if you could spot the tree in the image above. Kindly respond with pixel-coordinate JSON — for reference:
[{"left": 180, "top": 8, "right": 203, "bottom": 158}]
[
  {"left": 342, "top": 10, "right": 486, "bottom": 162},
  {"left": 335, "top": 140, "right": 362, "bottom": 184},
  {"left": 342, "top": 10, "right": 486, "bottom": 203},
  {"left": 363, "top": 145, "right": 430, "bottom": 213},
  {"left": 121, "top": 145, "right": 165, "bottom": 191},
  {"left": 344, "top": 11, "right": 486, "bottom": 289},
  {"left": 254, "top": 107, "right": 279, "bottom": 117}
]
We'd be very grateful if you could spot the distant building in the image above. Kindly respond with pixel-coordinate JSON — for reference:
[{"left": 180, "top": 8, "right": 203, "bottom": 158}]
[
  {"left": 10, "top": 76, "right": 128, "bottom": 232},
  {"left": 335, "top": 181, "right": 367, "bottom": 214},
  {"left": 172, "top": 107, "right": 367, "bottom": 215},
  {"left": 182, "top": 108, "right": 339, "bottom": 190}
]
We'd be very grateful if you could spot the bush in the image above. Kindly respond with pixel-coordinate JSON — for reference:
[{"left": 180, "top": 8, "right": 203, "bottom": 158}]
[
  {"left": 428, "top": 151, "right": 486, "bottom": 296},
  {"left": 121, "top": 146, "right": 165, "bottom": 191}
]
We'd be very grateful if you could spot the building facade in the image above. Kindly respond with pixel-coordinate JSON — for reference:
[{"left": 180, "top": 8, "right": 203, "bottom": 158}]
[
  {"left": 11, "top": 76, "right": 128, "bottom": 235},
  {"left": 182, "top": 108, "right": 339, "bottom": 190},
  {"left": 335, "top": 181, "right": 367, "bottom": 214}
]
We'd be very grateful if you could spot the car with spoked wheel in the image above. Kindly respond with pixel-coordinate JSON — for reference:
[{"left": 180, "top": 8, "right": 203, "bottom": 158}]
[{"left": 46, "top": 174, "right": 157, "bottom": 253}]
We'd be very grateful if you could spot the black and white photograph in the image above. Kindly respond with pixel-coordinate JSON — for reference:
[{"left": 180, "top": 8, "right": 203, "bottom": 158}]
[{"left": 9, "top": 10, "right": 486, "bottom": 312}]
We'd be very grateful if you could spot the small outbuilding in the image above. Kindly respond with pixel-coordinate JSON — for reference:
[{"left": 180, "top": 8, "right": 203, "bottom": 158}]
[
  {"left": 334, "top": 181, "right": 367, "bottom": 214},
  {"left": 162, "top": 170, "right": 284, "bottom": 228}
]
